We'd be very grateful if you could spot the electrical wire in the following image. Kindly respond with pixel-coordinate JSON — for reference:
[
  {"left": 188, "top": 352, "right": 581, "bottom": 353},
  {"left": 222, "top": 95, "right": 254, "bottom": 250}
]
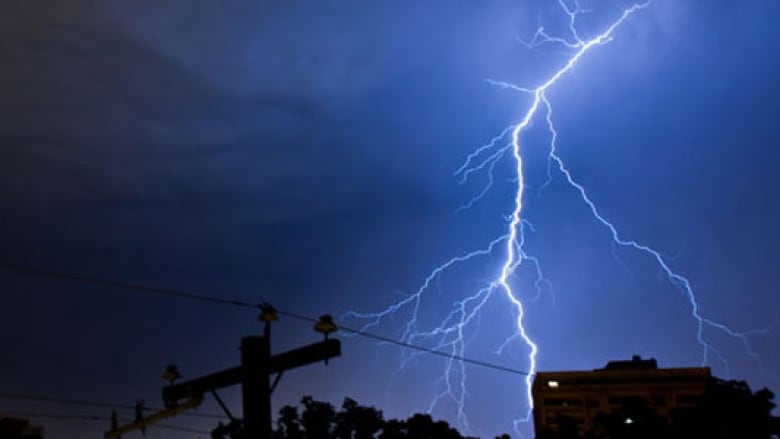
[
  {"left": 0, "top": 392, "right": 224, "bottom": 419},
  {"left": 0, "top": 411, "right": 108, "bottom": 421},
  {"left": 0, "top": 262, "right": 529, "bottom": 376},
  {"left": 278, "top": 310, "right": 529, "bottom": 375},
  {"left": 0, "top": 411, "right": 212, "bottom": 434},
  {"left": 0, "top": 262, "right": 256, "bottom": 308}
]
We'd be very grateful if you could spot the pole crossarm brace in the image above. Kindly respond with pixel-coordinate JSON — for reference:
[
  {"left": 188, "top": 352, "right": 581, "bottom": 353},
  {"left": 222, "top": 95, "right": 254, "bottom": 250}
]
[
  {"left": 104, "top": 397, "right": 202, "bottom": 438},
  {"left": 162, "top": 339, "right": 341, "bottom": 406}
]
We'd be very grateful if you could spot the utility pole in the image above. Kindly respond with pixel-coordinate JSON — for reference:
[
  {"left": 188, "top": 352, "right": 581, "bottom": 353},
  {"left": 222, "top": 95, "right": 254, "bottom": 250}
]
[
  {"left": 105, "top": 307, "right": 340, "bottom": 439},
  {"left": 242, "top": 319, "right": 272, "bottom": 438}
]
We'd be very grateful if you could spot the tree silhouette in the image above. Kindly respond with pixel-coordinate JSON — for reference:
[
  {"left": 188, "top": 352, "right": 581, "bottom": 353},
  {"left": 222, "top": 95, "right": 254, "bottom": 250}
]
[
  {"left": 537, "top": 379, "right": 779, "bottom": 439},
  {"left": 0, "top": 417, "right": 44, "bottom": 439},
  {"left": 333, "top": 398, "right": 383, "bottom": 439},
  {"left": 275, "top": 405, "right": 304, "bottom": 439},
  {"left": 404, "top": 413, "right": 467, "bottom": 439},
  {"left": 670, "top": 379, "right": 778, "bottom": 439},
  {"left": 273, "top": 396, "right": 483, "bottom": 439},
  {"left": 299, "top": 396, "right": 336, "bottom": 439}
]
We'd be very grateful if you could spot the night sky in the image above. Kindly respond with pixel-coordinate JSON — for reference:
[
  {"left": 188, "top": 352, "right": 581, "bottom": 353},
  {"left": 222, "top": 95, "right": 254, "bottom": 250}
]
[{"left": 2, "top": 1, "right": 779, "bottom": 438}]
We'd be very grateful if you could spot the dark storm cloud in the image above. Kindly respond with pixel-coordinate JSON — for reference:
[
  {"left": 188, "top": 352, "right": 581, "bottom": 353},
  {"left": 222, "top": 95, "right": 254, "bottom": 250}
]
[
  {"left": 0, "top": 0, "right": 461, "bottom": 231},
  {"left": 1, "top": 10, "right": 322, "bottom": 208},
  {"left": 0, "top": 0, "right": 457, "bottom": 306}
]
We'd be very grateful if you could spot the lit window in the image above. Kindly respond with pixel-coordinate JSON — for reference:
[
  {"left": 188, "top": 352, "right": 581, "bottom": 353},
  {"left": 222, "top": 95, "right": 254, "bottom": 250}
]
[{"left": 547, "top": 380, "right": 559, "bottom": 388}]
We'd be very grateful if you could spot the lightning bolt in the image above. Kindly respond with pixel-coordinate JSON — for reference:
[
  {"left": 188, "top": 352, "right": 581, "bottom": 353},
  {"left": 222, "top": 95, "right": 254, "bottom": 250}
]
[{"left": 345, "top": 0, "right": 775, "bottom": 435}]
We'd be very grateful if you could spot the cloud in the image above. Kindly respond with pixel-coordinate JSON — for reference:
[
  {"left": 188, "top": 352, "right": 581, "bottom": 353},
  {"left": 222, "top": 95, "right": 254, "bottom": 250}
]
[{"left": 0, "top": 2, "right": 359, "bottom": 220}]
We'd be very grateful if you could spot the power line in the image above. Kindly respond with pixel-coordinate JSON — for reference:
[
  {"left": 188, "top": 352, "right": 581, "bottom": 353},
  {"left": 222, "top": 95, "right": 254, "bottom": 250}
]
[
  {"left": 0, "top": 392, "right": 224, "bottom": 419},
  {"left": 0, "top": 411, "right": 108, "bottom": 421},
  {"left": 0, "top": 411, "right": 212, "bottom": 434},
  {"left": 277, "top": 310, "right": 529, "bottom": 376},
  {"left": 0, "top": 392, "right": 122, "bottom": 410},
  {"left": 0, "top": 262, "right": 257, "bottom": 308},
  {"left": 0, "top": 262, "right": 529, "bottom": 376}
]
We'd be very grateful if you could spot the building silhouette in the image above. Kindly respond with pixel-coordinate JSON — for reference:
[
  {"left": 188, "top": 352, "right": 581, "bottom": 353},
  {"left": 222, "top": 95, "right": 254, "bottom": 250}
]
[{"left": 532, "top": 355, "right": 711, "bottom": 435}]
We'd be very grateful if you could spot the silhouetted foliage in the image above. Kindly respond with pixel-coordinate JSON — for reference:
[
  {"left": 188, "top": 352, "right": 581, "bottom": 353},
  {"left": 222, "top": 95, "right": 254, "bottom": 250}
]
[
  {"left": 669, "top": 378, "right": 778, "bottom": 439},
  {"left": 300, "top": 396, "right": 337, "bottom": 439},
  {"left": 0, "top": 417, "right": 44, "bottom": 439},
  {"left": 276, "top": 405, "right": 304, "bottom": 439},
  {"left": 273, "top": 396, "right": 485, "bottom": 439},
  {"left": 539, "top": 378, "right": 779, "bottom": 439},
  {"left": 333, "top": 398, "right": 383, "bottom": 439}
]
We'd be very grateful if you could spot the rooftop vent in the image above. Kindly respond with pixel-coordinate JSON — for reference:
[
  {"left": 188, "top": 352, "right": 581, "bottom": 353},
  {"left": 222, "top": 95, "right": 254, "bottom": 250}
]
[{"left": 603, "top": 355, "right": 658, "bottom": 370}]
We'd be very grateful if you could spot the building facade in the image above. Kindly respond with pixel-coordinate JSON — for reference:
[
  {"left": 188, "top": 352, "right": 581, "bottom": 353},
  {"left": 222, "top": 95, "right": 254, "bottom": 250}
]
[{"left": 532, "top": 356, "right": 711, "bottom": 435}]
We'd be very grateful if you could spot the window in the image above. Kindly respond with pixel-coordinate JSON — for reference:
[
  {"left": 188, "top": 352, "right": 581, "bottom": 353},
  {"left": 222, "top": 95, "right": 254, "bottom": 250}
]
[{"left": 544, "top": 398, "right": 582, "bottom": 407}]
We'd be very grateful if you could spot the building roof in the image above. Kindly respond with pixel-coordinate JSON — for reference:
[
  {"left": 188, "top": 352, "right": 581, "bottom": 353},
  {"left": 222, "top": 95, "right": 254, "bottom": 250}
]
[{"left": 533, "top": 356, "right": 711, "bottom": 389}]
